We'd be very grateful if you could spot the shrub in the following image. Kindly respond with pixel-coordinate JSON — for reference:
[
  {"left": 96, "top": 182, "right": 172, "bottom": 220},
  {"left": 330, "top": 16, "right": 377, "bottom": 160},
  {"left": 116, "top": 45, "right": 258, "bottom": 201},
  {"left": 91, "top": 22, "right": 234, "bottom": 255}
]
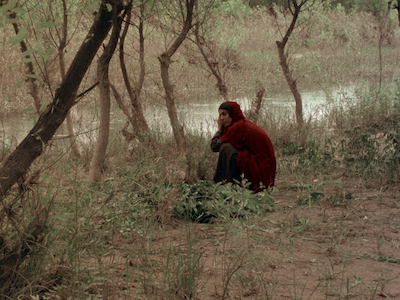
[{"left": 174, "top": 180, "right": 276, "bottom": 223}]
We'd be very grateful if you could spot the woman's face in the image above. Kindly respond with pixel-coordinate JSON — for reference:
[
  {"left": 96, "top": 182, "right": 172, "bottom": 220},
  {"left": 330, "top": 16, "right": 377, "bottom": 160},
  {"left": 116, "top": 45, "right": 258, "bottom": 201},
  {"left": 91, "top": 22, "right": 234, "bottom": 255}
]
[{"left": 218, "top": 109, "right": 232, "bottom": 127}]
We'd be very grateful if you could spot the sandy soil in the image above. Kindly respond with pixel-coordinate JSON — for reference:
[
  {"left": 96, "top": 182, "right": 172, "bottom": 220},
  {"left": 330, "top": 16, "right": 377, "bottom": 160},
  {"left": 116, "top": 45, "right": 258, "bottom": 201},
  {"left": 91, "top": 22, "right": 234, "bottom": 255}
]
[{"left": 102, "top": 178, "right": 400, "bottom": 300}]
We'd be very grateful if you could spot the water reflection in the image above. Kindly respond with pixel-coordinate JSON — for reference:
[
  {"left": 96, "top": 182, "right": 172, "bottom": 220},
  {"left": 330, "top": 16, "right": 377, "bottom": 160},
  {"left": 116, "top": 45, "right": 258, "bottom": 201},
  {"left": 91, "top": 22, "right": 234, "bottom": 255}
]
[{"left": 0, "top": 86, "right": 354, "bottom": 148}]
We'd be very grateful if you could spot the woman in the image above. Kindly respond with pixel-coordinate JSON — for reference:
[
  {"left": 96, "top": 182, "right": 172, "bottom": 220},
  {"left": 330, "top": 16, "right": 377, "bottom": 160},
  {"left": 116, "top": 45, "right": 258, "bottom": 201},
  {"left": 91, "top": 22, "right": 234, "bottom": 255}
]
[{"left": 211, "top": 101, "right": 276, "bottom": 192}]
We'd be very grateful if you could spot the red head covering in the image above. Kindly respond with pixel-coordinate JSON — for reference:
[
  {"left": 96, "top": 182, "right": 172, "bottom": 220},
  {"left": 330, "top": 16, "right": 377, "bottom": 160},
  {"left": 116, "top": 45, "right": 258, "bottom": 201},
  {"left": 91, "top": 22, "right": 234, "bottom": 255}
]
[
  {"left": 220, "top": 101, "right": 245, "bottom": 134},
  {"left": 225, "top": 101, "right": 245, "bottom": 124}
]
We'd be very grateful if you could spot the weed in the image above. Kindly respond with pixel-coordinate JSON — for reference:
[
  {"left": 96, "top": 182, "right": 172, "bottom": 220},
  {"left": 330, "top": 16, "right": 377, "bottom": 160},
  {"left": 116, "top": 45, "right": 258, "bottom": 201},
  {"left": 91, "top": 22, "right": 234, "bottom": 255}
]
[
  {"left": 174, "top": 180, "right": 276, "bottom": 223},
  {"left": 163, "top": 225, "right": 204, "bottom": 299}
]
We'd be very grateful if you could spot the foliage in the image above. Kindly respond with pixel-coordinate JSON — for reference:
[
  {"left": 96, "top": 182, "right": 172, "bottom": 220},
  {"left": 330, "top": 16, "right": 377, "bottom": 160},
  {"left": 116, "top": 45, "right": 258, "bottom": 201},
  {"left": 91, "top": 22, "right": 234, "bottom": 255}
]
[
  {"left": 216, "top": 0, "right": 252, "bottom": 17},
  {"left": 329, "top": 0, "right": 388, "bottom": 14},
  {"left": 174, "top": 180, "right": 276, "bottom": 223}
]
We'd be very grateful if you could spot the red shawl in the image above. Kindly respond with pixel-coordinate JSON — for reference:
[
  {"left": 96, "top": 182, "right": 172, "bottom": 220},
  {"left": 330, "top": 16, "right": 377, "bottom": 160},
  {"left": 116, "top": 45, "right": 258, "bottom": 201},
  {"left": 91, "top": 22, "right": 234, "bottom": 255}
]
[{"left": 220, "top": 101, "right": 276, "bottom": 191}]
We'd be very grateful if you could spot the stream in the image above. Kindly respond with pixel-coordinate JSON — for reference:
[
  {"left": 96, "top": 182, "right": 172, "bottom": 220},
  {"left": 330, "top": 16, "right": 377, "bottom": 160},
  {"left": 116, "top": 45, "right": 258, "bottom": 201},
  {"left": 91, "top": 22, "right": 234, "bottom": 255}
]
[{"left": 0, "top": 86, "right": 355, "bottom": 149}]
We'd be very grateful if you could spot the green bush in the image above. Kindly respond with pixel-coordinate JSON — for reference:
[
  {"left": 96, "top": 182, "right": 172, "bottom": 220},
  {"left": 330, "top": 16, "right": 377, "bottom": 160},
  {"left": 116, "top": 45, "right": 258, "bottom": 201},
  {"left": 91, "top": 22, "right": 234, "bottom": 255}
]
[{"left": 174, "top": 180, "right": 276, "bottom": 223}]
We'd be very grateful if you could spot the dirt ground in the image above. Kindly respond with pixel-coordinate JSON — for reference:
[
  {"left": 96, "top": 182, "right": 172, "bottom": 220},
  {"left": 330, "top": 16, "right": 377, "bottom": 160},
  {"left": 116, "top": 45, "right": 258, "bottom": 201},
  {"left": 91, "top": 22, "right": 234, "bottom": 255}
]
[{"left": 103, "top": 178, "right": 400, "bottom": 300}]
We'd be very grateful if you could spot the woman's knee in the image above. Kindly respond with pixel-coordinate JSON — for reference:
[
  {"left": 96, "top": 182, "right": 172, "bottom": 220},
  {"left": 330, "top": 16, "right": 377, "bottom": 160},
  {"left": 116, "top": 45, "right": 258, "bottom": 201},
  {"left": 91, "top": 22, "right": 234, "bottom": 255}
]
[{"left": 220, "top": 143, "right": 238, "bottom": 154}]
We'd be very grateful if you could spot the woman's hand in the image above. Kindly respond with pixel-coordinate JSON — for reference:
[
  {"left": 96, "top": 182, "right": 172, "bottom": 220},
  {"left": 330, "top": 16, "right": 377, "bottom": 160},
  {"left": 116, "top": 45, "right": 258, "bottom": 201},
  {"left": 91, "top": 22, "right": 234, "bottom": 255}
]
[{"left": 217, "top": 116, "right": 223, "bottom": 132}]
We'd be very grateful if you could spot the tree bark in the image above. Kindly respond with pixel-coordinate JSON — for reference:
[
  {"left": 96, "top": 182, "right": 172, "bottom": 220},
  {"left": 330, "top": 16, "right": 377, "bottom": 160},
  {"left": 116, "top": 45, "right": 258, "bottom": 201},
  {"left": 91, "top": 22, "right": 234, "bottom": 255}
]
[
  {"left": 276, "top": 41, "right": 304, "bottom": 130},
  {"left": 276, "top": 0, "right": 306, "bottom": 144},
  {"left": 58, "top": 0, "right": 81, "bottom": 158},
  {"left": 158, "top": 0, "right": 196, "bottom": 149},
  {"left": 194, "top": 23, "right": 231, "bottom": 102},
  {"left": 89, "top": 5, "right": 123, "bottom": 182},
  {"left": 0, "top": 0, "right": 122, "bottom": 200},
  {"left": 10, "top": 20, "right": 41, "bottom": 115},
  {"left": 394, "top": 0, "right": 400, "bottom": 26},
  {"left": 118, "top": 1, "right": 150, "bottom": 137},
  {"left": 247, "top": 81, "right": 265, "bottom": 124}
]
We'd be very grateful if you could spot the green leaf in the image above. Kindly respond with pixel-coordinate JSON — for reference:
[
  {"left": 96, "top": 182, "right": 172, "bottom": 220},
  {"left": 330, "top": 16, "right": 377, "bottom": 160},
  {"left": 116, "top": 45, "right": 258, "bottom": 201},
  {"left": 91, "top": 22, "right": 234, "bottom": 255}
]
[
  {"left": 20, "top": 48, "right": 35, "bottom": 57},
  {"left": 11, "top": 7, "right": 26, "bottom": 15},
  {"left": 39, "top": 21, "right": 56, "bottom": 28},
  {"left": 22, "top": 106, "right": 34, "bottom": 113},
  {"left": 43, "top": 48, "right": 54, "bottom": 63},
  {"left": 0, "top": 0, "right": 17, "bottom": 14},
  {"left": 105, "top": 3, "right": 112, "bottom": 12},
  {"left": 8, "top": 26, "right": 27, "bottom": 46},
  {"left": 89, "top": 1, "right": 100, "bottom": 10},
  {"left": 14, "top": 80, "right": 24, "bottom": 90}
]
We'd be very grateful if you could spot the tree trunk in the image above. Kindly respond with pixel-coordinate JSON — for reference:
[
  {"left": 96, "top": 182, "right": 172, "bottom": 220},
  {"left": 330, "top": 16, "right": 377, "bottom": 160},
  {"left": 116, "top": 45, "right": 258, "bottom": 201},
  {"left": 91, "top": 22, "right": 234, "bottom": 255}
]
[
  {"left": 11, "top": 20, "right": 41, "bottom": 115},
  {"left": 159, "top": 54, "right": 187, "bottom": 149},
  {"left": 158, "top": 0, "right": 196, "bottom": 149},
  {"left": 194, "top": 23, "right": 231, "bottom": 102},
  {"left": 118, "top": 1, "right": 150, "bottom": 137},
  {"left": 276, "top": 41, "right": 304, "bottom": 130},
  {"left": 58, "top": 0, "right": 81, "bottom": 158},
  {"left": 247, "top": 81, "right": 265, "bottom": 124},
  {"left": 275, "top": 0, "right": 306, "bottom": 145},
  {"left": 0, "top": 0, "right": 122, "bottom": 200},
  {"left": 89, "top": 5, "right": 123, "bottom": 182},
  {"left": 394, "top": 0, "right": 400, "bottom": 26}
]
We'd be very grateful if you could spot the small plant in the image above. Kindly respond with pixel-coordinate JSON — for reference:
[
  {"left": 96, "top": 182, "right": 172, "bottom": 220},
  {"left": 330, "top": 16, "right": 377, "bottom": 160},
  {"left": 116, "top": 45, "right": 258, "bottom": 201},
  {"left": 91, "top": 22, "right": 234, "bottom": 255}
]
[
  {"left": 174, "top": 180, "right": 276, "bottom": 223},
  {"left": 296, "top": 180, "right": 325, "bottom": 206},
  {"left": 163, "top": 225, "right": 204, "bottom": 299}
]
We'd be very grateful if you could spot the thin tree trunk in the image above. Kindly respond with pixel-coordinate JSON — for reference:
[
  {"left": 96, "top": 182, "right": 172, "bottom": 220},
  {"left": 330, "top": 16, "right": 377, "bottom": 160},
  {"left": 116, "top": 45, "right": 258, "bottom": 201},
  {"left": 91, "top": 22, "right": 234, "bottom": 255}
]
[
  {"left": 89, "top": 5, "right": 123, "bottom": 182},
  {"left": 159, "top": 54, "right": 187, "bottom": 148},
  {"left": 276, "top": 42, "right": 304, "bottom": 130},
  {"left": 58, "top": 0, "right": 81, "bottom": 157},
  {"left": 158, "top": 0, "right": 196, "bottom": 149},
  {"left": 394, "top": 0, "right": 400, "bottom": 26},
  {"left": 10, "top": 20, "right": 41, "bottom": 115},
  {"left": 111, "top": 83, "right": 137, "bottom": 137},
  {"left": 118, "top": 1, "right": 149, "bottom": 136},
  {"left": 194, "top": 23, "right": 230, "bottom": 101},
  {"left": 247, "top": 82, "right": 265, "bottom": 124},
  {"left": 276, "top": 0, "right": 306, "bottom": 144},
  {"left": 0, "top": 0, "right": 122, "bottom": 200}
]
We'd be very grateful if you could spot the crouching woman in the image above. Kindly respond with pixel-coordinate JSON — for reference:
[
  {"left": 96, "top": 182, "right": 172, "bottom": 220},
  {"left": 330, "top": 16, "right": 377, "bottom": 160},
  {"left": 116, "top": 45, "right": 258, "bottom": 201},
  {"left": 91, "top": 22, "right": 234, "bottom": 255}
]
[{"left": 210, "top": 101, "right": 276, "bottom": 192}]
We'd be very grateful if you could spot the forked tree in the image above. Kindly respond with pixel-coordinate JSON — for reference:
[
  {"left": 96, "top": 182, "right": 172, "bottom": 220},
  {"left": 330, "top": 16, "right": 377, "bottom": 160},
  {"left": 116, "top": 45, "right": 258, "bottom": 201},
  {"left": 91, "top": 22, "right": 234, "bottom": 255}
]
[
  {"left": 112, "top": 0, "right": 151, "bottom": 141},
  {"left": 89, "top": 1, "right": 124, "bottom": 182},
  {"left": 193, "top": 12, "right": 231, "bottom": 102},
  {"left": 275, "top": 0, "right": 319, "bottom": 145},
  {"left": 158, "top": 0, "right": 196, "bottom": 149}
]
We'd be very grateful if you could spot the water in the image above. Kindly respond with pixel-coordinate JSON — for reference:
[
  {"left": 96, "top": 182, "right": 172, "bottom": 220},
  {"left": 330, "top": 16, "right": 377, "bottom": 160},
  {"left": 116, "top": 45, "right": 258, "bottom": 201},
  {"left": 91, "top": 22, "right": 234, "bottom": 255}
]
[{"left": 0, "top": 86, "right": 354, "bottom": 148}]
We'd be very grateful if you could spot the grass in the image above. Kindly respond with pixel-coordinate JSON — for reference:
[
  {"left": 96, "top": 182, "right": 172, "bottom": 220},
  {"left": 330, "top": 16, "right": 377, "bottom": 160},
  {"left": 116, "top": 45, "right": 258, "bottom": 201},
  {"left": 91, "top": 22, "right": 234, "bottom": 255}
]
[{"left": 1, "top": 83, "right": 400, "bottom": 299}]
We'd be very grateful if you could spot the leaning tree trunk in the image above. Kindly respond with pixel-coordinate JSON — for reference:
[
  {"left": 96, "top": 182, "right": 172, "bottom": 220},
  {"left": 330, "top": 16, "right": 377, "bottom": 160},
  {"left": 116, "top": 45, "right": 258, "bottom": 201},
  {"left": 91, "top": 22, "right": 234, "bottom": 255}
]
[
  {"left": 158, "top": 0, "right": 196, "bottom": 149},
  {"left": 89, "top": 9, "right": 123, "bottom": 182},
  {"left": 0, "top": 0, "right": 122, "bottom": 200}
]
